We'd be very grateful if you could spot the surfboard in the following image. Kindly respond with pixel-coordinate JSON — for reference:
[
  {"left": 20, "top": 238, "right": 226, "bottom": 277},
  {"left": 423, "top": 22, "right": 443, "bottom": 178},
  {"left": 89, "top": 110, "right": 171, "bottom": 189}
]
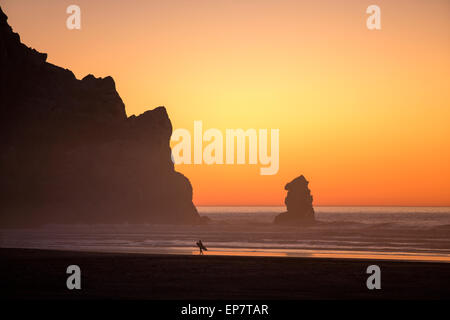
[{"left": 197, "top": 242, "right": 207, "bottom": 251}]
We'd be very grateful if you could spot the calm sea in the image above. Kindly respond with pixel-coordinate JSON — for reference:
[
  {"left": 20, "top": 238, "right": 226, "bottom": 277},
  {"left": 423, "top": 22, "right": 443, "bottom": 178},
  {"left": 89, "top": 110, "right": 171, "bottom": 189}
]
[{"left": 1, "top": 206, "right": 449, "bottom": 262}]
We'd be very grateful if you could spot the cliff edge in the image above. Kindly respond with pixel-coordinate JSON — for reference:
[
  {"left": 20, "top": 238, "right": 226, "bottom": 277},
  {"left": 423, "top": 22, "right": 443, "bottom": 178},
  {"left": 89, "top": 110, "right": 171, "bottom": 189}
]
[{"left": 0, "top": 6, "right": 202, "bottom": 226}]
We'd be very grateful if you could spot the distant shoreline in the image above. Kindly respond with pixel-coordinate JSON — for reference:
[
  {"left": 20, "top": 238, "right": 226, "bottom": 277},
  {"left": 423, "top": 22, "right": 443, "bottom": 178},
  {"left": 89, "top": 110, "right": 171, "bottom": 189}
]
[{"left": 1, "top": 248, "right": 449, "bottom": 299}]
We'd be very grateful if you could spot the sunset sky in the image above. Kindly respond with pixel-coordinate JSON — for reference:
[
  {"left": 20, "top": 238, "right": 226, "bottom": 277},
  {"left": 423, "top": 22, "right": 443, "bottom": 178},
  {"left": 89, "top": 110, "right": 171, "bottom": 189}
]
[{"left": 3, "top": 0, "right": 450, "bottom": 206}]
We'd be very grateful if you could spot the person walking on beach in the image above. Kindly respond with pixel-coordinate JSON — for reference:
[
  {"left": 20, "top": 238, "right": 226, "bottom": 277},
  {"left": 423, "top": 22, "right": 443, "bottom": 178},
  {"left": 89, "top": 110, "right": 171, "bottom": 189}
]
[{"left": 196, "top": 240, "right": 207, "bottom": 255}]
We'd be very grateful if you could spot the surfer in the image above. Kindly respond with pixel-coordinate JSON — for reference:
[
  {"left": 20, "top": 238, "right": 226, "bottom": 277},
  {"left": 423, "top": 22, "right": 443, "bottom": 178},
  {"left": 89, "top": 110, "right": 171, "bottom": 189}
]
[{"left": 196, "top": 240, "right": 207, "bottom": 255}]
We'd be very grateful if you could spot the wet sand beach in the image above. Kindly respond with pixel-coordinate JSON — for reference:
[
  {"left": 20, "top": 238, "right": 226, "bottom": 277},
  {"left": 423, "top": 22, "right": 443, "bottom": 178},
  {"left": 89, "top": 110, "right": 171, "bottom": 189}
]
[{"left": 1, "top": 248, "right": 448, "bottom": 299}]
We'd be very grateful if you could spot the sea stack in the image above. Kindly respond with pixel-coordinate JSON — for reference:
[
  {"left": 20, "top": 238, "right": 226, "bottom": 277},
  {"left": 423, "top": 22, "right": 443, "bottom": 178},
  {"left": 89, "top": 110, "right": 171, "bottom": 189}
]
[{"left": 274, "top": 175, "right": 315, "bottom": 225}]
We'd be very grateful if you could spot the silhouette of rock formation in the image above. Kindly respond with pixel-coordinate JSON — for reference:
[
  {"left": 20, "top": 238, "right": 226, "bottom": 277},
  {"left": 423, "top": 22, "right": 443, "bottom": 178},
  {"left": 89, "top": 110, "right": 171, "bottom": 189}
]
[
  {"left": 274, "top": 175, "right": 315, "bottom": 225},
  {"left": 0, "top": 6, "right": 203, "bottom": 226}
]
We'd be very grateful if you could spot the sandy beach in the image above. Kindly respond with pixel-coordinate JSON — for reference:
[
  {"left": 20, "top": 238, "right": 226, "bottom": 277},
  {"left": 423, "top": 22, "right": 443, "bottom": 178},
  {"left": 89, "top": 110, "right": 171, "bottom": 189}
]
[{"left": 1, "top": 248, "right": 448, "bottom": 300}]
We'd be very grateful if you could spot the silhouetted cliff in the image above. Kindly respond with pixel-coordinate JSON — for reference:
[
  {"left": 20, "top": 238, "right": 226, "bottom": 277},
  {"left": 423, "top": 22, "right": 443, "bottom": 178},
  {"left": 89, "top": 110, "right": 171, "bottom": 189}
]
[
  {"left": 0, "top": 7, "right": 202, "bottom": 226},
  {"left": 274, "top": 175, "right": 315, "bottom": 225}
]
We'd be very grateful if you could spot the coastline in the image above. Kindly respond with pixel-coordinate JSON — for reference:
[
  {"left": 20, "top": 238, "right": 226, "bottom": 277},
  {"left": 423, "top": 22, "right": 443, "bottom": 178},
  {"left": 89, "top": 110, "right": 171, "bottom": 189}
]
[{"left": 1, "top": 248, "right": 449, "bottom": 300}]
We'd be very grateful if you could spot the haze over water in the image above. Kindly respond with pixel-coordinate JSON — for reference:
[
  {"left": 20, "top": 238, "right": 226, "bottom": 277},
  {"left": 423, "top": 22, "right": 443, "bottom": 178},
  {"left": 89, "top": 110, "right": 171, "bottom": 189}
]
[{"left": 1, "top": 207, "right": 449, "bottom": 262}]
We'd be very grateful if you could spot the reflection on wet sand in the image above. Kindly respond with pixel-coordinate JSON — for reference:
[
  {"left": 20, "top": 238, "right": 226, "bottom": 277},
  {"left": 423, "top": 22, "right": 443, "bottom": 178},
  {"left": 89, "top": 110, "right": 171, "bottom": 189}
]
[{"left": 191, "top": 248, "right": 449, "bottom": 262}]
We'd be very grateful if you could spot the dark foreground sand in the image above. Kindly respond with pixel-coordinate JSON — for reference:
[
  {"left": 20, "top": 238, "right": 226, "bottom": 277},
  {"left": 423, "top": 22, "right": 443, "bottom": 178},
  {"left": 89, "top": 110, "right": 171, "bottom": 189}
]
[{"left": 0, "top": 248, "right": 448, "bottom": 299}]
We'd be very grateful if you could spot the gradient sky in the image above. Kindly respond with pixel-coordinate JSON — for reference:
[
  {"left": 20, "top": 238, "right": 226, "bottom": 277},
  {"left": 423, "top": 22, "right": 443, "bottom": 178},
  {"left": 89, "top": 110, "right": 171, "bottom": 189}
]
[{"left": 3, "top": 0, "right": 450, "bottom": 206}]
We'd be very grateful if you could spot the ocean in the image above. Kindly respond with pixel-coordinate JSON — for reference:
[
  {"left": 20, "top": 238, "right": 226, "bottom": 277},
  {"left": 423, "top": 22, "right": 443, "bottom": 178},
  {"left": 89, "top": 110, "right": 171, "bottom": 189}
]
[{"left": 1, "top": 206, "right": 449, "bottom": 262}]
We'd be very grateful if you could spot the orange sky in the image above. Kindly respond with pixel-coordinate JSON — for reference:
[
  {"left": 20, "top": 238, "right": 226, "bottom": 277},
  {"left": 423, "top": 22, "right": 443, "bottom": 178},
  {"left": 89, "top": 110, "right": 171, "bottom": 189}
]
[{"left": 3, "top": 0, "right": 450, "bottom": 206}]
